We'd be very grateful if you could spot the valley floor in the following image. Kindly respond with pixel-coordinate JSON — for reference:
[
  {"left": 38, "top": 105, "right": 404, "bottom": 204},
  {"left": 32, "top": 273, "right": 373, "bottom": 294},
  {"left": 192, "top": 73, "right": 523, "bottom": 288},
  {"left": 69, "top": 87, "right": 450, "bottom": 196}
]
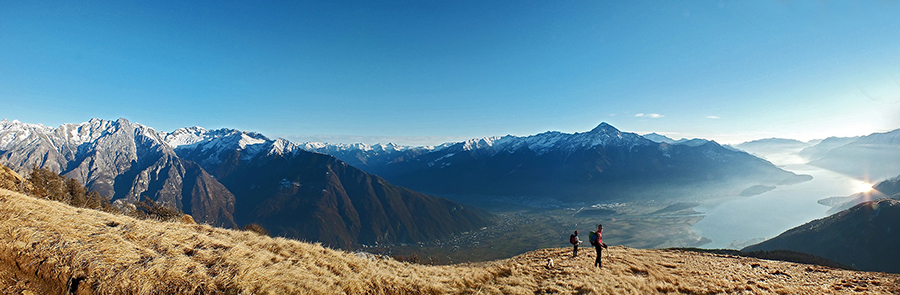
[
  {"left": 2, "top": 188, "right": 899, "bottom": 294},
  {"left": 369, "top": 201, "right": 709, "bottom": 264}
]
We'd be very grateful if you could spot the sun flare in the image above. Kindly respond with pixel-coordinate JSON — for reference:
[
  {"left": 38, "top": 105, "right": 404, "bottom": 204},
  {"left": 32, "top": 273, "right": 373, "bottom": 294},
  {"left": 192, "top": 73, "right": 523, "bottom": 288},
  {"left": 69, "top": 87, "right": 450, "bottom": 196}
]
[{"left": 852, "top": 180, "right": 874, "bottom": 193}]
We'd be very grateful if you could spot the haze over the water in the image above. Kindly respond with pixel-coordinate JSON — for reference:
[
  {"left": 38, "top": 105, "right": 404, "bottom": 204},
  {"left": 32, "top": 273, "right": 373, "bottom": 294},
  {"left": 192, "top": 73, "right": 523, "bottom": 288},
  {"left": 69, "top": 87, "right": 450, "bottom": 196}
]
[{"left": 2, "top": 1, "right": 899, "bottom": 145}]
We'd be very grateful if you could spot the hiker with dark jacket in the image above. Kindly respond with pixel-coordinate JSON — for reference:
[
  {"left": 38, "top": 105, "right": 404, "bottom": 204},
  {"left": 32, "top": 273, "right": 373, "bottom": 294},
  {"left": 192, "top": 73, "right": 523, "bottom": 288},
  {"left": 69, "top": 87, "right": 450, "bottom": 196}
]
[
  {"left": 589, "top": 224, "right": 608, "bottom": 268},
  {"left": 569, "top": 230, "right": 583, "bottom": 257}
]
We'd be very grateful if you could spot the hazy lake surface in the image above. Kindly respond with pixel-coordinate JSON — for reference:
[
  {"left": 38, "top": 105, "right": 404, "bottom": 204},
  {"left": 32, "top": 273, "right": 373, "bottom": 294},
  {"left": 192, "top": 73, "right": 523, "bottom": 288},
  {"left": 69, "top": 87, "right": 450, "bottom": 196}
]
[{"left": 691, "top": 150, "right": 863, "bottom": 249}]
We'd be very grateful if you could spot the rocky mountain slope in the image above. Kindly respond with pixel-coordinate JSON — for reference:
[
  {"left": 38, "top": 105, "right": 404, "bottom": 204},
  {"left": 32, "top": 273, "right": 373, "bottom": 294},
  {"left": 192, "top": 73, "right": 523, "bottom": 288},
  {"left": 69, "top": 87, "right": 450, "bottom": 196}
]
[
  {"left": 303, "top": 123, "right": 804, "bottom": 204},
  {"left": 0, "top": 119, "right": 491, "bottom": 249},
  {"left": 0, "top": 118, "right": 236, "bottom": 228},
  {"left": 2, "top": 188, "right": 899, "bottom": 294},
  {"left": 744, "top": 198, "right": 900, "bottom": 274}
]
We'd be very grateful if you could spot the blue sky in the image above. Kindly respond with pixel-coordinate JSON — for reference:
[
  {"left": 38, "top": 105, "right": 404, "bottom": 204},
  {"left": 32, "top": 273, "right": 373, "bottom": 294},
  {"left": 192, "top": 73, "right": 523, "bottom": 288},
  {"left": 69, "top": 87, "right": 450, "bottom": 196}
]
[{"left": 2, "top": 1, "right": 899, "bottom": 145}]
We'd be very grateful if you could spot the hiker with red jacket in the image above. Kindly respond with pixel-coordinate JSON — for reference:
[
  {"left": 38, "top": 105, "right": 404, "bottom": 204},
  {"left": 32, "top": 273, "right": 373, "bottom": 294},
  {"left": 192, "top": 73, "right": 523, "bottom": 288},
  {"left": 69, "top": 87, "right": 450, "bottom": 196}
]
[
  {"left": 589, "top": 224, "right": 608, "bottom": 268},
  {"left": 569, "top": 230, "right": 583, "bottom": 257}
]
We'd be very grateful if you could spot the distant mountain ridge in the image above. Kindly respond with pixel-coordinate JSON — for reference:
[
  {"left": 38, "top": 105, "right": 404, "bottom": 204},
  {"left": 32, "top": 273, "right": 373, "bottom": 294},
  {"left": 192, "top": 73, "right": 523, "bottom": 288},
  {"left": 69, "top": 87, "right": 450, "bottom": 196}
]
[
  {"left": 735, "top": 138, "right": 808, "bottom": 149},
  {"left": 642, "top": 133, "right": 713, "bottom": 147},
  {"left": 798, "top": 136, "right": 859, "bottom": 161},
  {"left": 0, "top": 118, "right": 492, "bottom": 248},
  {"left": 806, "top": 129, "right": 900, "bottom": 182}
]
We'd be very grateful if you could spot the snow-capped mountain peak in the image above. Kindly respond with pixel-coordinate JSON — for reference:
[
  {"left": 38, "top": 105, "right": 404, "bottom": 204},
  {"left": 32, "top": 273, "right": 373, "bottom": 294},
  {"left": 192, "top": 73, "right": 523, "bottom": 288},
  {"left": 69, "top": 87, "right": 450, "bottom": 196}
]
[
  {"left": 588, "top": 122, "right": 621, "bottom": 134},
  {"left": 267, "top": 138, "right": 302, "bottom": 157},
  {"left": 164, "top": 126, "right": 209, "bottom": 148}
]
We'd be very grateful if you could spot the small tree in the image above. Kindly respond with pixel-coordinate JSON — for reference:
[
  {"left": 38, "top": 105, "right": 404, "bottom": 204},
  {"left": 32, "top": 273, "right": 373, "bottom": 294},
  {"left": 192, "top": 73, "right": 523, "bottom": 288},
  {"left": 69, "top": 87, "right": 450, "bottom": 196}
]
[
  {"left": 25, "top": 166, "right": 115, "bottom": 212},
  {"left": 28, "top": 166, "right": 68, "bottom": 202},
  {"left": 66, "top": 178, "right": 87, "bottom": 207}
]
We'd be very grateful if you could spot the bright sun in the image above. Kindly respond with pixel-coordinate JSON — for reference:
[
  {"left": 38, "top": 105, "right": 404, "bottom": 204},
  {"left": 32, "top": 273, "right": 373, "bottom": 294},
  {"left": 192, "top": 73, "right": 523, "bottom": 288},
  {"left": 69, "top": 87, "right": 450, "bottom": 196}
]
[{"left": 852, "top": 180, "right": 874, "bottom": 193}]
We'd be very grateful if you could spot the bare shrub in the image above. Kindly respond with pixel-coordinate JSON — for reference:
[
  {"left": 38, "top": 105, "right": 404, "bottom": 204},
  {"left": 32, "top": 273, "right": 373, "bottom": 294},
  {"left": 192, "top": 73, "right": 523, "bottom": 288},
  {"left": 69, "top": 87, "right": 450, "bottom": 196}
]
[
  {"left": 241, "top": 223, "right": 268, "bottom": 236},
  {"left": 135, "top": 197, "right": 184, "bottom": 222},
  {"left": 392, "top": 253, "right": 421, "bottom": 264}
]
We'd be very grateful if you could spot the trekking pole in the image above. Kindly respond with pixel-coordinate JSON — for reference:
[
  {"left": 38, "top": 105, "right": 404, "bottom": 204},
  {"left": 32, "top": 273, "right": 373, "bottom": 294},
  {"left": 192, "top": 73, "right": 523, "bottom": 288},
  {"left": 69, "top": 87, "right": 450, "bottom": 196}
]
[{"left": 606, "top": 245, "right": 611, "bottom": 261}]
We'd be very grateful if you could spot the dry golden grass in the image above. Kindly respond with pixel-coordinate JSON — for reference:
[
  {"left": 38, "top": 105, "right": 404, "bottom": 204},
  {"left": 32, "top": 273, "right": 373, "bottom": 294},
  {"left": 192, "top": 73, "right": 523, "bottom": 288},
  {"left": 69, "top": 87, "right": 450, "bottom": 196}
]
[{"left": 2, "top": 187, "right": 899, "bottom": 294}]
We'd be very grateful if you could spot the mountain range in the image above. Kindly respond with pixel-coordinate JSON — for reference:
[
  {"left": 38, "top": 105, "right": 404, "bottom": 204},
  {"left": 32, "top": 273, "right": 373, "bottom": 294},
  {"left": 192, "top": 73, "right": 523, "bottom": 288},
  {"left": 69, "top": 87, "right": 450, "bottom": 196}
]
[
  {"left": 302, "top": 123, "right": 804, "bottom": 205},
  {"left": 164, "top": 127, "right": 491, "bottom": 247},
  {"left": 733, "top": 138, "right": 809, "bottom": 153},
  {"left": 798, "top": 136, "right": 859, "bottom": 161},
  {"left": 0, "top": 118, "right": 817, "bottom": 248},
  {"left": 0, "top": 118, "right": 491, "bottom": 248},
  {"left": 806, "top": 129, "right": 900, "bottom": 182},
  {"left": 724, "top": 129, "right": 900, "bottom": 183}
]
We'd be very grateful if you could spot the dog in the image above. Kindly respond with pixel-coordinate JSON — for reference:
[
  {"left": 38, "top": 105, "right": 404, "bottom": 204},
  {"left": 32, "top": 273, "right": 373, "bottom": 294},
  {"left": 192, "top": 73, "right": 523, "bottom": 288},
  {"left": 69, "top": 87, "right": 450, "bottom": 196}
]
[{"left": 546, "top": 258, "right": 554, "bottom": 268}]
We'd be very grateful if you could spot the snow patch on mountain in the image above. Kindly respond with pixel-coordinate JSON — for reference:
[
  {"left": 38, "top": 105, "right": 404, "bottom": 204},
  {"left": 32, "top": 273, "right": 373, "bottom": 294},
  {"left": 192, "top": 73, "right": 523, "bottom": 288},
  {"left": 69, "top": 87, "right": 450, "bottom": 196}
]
[
  {"left": 428, "top": 152, "right": 456, "bottom": 167},
  {"left": 239, "top": 133, "right": 266, "bottom": 149},
  {"left": 163, "top": 127, "right": 290, "bottom": 163},
  {"left": 461, "top": 137, "right": 501, "bottom": 151},
  {"left": 0, "top": 120, "right": 51, "bottom": 147}
]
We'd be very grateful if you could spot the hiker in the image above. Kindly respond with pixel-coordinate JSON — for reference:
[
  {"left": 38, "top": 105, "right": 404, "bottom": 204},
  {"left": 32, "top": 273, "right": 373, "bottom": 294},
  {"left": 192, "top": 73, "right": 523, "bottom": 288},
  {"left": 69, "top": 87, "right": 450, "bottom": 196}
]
[
  {"left": 589, "top": 224, "right": 608, "bottom": 268},
  {"left": 570, "top": 230, "right": 583, "bottom": 257}
]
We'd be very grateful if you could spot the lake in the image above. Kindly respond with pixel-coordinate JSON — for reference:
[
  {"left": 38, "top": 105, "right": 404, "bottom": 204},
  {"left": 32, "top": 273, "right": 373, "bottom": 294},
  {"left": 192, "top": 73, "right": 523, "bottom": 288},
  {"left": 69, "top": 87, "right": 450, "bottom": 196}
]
[{"left": 690, "top": 149, "right": 864, "bottom": 249}]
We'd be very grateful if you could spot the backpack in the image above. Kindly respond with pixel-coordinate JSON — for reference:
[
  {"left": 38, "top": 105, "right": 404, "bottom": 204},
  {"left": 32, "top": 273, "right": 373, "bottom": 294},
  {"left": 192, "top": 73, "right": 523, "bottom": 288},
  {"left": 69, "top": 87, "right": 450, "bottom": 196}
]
[
  {"left": 588, "top": 231, "right": 598, "bottom": 246},
  {"left": 569, "top": 234, "right": 577, "bottom": 245}
]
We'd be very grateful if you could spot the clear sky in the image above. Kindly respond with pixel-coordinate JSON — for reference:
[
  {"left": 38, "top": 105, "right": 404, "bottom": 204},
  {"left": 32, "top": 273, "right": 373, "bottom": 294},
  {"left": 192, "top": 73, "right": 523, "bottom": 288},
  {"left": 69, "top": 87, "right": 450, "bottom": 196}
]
[{"left": 2, "top": 1, "right": 899, "bottom": 145}]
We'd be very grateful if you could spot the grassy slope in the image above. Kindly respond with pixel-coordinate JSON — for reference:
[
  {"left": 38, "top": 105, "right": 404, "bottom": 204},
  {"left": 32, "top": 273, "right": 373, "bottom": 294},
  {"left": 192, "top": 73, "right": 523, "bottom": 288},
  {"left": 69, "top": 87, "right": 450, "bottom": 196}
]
[{"left": 2, "top": 188, "right": 900, "bottom": 294}]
